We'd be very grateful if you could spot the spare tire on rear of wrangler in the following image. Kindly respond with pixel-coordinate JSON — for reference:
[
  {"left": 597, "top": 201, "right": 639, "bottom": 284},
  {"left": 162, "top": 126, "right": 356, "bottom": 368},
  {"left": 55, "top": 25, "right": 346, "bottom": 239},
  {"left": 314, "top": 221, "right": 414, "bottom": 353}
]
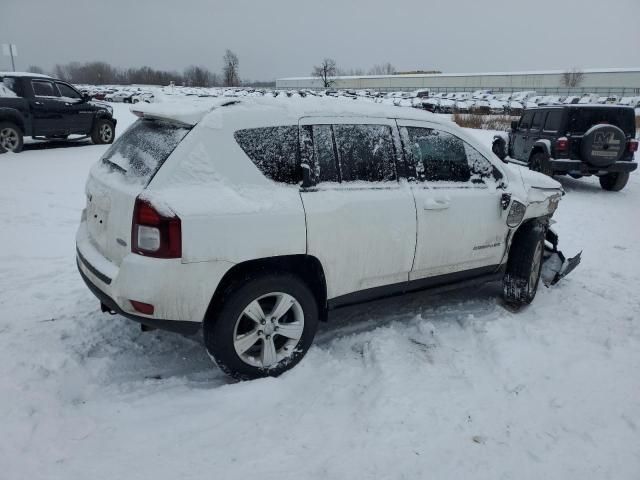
[{"left": 580, "top": 124, "right": 626, "bottom": 167}]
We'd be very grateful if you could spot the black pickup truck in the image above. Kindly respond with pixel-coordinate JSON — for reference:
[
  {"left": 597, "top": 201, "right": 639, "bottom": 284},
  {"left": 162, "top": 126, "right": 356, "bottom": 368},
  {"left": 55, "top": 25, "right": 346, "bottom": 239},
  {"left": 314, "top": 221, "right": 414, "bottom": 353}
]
[{"left": 0, "top": 72, "right": 116, "bottom": 153}]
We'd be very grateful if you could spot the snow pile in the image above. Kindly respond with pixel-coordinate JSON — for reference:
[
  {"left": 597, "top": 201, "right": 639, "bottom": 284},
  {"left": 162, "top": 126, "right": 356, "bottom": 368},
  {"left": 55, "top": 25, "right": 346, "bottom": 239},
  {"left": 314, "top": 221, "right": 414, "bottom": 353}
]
[{"left": 0, "top": 103, "right": 639, "bottom": 479}]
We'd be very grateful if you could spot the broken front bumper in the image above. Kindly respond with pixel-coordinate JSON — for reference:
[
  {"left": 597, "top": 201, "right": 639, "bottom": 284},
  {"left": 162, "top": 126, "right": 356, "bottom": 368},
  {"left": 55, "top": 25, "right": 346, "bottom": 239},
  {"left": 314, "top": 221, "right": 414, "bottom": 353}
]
[{"left": 541, "top": 228, "right": 582, "bottom": 286}]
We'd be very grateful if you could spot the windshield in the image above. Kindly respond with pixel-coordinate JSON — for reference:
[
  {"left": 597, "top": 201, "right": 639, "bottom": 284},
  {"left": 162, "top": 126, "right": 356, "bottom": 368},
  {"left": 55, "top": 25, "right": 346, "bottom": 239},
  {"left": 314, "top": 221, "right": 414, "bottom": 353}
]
[{"left": 101, "top": 119, "right": 191, "bottom": 184}]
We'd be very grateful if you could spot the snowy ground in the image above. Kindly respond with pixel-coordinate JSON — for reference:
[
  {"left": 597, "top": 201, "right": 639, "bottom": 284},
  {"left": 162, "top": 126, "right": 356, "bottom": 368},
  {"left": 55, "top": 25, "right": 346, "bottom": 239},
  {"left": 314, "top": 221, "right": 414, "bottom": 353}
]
[{"left": 1, "top": 103, "right": 639, "bottom": 480}]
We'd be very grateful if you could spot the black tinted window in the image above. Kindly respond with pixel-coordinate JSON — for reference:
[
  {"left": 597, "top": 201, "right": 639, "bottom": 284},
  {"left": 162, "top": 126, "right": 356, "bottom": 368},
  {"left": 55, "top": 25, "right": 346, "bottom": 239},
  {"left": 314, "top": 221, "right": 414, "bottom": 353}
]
[
  {"left": 57, "top": 83, "right": 81, "bottom": 100},
  {"left": 519, "top": 112, "right": 534, "bottom": 129},
  {"left": 333, "top": 124, "right": 396, "bottom": 182},
  {"left": 32, "top": 80, "right": 59, "bottom": 97},
  {"left": 568, "top": 107, "right": 635, "bottom": 135},
  {"left": 404, "top": 127, "right": 470, "bottom": 182},
  {"left": 234, "top": 126, "right": 301, "bottom": 184},
  {"left": 102, "top": 120, "right": 190, "bottom": 184},
  {"left": 544, "top": 110, "right": 563, "bottom": 131},
  {"left": 531, "top": 111, "right": 544, "bottom": 130}
]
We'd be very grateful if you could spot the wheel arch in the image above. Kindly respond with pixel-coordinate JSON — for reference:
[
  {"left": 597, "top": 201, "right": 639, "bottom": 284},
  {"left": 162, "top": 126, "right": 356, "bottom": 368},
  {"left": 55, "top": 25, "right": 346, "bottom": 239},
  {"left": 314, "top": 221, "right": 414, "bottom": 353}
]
[
  {"left": 0, "top": 109, "right": 26, "bottom": 134},
  {"left": 529, "top": 140, "right": 551, "bottom": 161},
  {"left": 205, "top": 254, "right": 328, "bottom": 324}
]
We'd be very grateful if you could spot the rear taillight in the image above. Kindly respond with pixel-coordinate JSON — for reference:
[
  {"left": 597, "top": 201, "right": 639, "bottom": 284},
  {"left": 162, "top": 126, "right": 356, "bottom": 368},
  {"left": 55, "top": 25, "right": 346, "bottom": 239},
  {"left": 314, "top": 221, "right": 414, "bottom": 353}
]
[
  {"left": 132, "top": 197, "right": 181, "bottom": 258},
  {"left": 628, "top": 139, "right": 638, "bottom": 153},
  {"left": 555, "top": 137, "right": 569, "bottom": 154}
]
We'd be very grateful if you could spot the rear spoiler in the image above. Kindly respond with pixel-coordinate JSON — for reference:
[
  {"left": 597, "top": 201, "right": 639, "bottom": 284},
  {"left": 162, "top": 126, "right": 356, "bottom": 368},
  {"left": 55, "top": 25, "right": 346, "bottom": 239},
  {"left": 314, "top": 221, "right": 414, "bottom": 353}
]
[{"left": 130, "top": 98, "right": 240, "bottom": 126}]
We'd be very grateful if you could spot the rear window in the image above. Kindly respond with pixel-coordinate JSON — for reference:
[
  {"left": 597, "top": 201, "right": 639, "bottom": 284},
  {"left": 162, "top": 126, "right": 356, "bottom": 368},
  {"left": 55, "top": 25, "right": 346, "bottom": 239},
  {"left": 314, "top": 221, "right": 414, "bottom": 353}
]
[
  {"left": 568, "top": 107, "right": 635, "bottom": 135},
  {"left": 101, "top": 120, "right": 190, "bottom": 184}
]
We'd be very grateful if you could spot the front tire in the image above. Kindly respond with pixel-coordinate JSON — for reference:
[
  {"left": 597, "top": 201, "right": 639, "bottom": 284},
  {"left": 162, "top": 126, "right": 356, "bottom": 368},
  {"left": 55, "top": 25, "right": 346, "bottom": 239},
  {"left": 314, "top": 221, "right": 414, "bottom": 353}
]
[
  {"left": 91, "top": 118, "right": 115, "bottom": 145},
  {"left": 503, "top": 221, "right": 545, "bottom": 305},
  {"left": 204, "top": 273, "right": 319, "bottom": 380},
  {"left": 599, "top": 172, "right": 629, "bottom": 192},
  {"left": 0, "top": 122, "right": 24, "bottom": 153}
]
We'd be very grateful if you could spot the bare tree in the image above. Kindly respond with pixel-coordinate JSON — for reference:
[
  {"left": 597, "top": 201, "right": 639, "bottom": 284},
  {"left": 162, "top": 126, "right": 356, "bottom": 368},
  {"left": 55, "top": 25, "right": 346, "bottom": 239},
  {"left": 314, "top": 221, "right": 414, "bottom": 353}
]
[
  {"left": 183, "top": 65, "right": 217, "bottom": 87},
  {"left": 312, "top": 58, "right": 338, "bottom": 87},
  {"left": 223, "top": 49, "right": 240, "bottom": 87},
  {"left": 368, "top": 62, "right": 396, "bottom": 75},
  {"left": 561, "top": 68, "right": 585, "bottom": 88}
]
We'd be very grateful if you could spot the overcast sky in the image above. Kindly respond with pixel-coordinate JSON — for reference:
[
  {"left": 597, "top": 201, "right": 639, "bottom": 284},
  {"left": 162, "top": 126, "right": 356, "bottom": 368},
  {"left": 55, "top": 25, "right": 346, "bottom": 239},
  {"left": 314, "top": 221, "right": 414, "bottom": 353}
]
[{"left": 2, "top": 0, "right": 639, "bottom": 80}]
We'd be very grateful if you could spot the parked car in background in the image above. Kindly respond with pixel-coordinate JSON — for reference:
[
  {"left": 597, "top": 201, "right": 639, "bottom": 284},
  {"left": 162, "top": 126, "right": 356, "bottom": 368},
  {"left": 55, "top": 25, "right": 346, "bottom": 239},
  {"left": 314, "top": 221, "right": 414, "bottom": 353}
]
[
  {"left": 76, "top": 97, "right": 578, "bottom": 380},
  {"left": 493, "top": 105, "right": 637, "bottom": 191},
  {"left": 0, "top": 72, "right": 116, "bottom": 153}
]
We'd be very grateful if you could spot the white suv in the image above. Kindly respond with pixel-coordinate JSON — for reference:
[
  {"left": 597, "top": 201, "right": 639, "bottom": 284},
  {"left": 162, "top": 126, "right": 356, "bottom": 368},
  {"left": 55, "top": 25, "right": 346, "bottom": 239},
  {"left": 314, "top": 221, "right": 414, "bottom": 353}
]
[{"left": 76, "top": 97, "right": 574, "bottom": 379}]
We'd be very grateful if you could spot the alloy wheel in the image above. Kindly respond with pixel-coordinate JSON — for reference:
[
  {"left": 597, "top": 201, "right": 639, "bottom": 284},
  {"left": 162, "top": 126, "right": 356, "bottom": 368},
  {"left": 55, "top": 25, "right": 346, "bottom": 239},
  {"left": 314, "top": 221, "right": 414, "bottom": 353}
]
[
  {"left": 0, "top": 127, "right": 19, "bottom": 151},
  {"left": 233, "top": 292, "right": 305, "bottom": 369}
]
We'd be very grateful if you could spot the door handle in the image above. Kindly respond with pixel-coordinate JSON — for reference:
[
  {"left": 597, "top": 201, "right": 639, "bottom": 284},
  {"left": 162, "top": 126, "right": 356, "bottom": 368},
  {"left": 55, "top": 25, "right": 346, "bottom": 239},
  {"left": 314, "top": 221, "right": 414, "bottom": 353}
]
[
  {"left": 424, "top": 198, "right": 450, "bottom": 210},
  {"left": 34, "top": 101, "right": 43, "bottom": 106},
  {"left": 65, "top": 103, "right": 72, "bottom": 106}
]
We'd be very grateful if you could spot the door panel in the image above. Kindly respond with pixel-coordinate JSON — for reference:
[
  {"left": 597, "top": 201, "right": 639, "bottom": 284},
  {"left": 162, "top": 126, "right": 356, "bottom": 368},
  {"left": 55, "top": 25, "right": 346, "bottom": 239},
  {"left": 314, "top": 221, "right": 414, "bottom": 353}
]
[
  {"left": 56, "top": 82, "right": 93, "bottom": 133},
  {"left": 30, "top": 80, "right": 67, "bottom": 135},
  {"left": 398, "top": 120, "right": 509, "bottom": 280},
  {"left": 299, "top": 117, "right": 417, "bottom": 300}
]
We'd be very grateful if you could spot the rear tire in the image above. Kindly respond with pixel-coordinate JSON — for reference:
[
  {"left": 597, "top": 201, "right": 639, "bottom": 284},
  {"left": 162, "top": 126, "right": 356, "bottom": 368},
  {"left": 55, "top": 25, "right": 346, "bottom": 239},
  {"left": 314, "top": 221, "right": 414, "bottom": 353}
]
[
  {"left": 530, "top": 152, "right": 553, "bottom": 176},
  {"left": 204, "top": 273, "right": 319, "bottom": 380},
  {"left": 0, "top": 122, "right": 24, "bottom": 153},
  {"left": 91, "top": 118, "right": 115, "bottom": 145},
  {"left": 503, "top": 221, "right": 546, "bottom": 305},
  {"left": 599, "top": 172, "right": 629, "bottom": 192}
]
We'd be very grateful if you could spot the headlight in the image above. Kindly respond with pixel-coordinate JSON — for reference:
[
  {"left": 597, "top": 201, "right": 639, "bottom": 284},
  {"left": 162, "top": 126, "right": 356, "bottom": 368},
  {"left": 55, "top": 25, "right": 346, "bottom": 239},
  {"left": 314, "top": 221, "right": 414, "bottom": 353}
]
[{"left": 507, "top": 200, "right": 526, "bottom": 227}]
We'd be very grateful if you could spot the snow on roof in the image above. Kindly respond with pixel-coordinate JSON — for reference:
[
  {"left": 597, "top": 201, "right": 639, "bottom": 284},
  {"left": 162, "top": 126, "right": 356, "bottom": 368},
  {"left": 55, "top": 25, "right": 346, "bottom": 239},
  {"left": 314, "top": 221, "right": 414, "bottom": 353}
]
[
  {"left": 0, "top": 71, "right": 52, "bottom": 79},
  {"left": 132, "top": 96, "right": 439, "bottom": 128},
  {"left": 279, "top": 67, "right": 640, "bottom": 81}
]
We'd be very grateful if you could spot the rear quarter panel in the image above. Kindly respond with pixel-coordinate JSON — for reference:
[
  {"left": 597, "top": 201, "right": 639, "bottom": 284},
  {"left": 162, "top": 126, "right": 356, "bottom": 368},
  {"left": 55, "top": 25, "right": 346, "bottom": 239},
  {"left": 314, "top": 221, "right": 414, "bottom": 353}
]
[{"left": 147, "top": 121, "right": 307, "bottom": 265}]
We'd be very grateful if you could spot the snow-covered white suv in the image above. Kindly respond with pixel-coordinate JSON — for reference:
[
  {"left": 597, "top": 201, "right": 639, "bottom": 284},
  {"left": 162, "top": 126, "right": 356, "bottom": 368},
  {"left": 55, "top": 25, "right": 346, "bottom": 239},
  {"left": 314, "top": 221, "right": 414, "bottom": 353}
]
[{"left": 76, "top": 98, "right": 577, "bottom": 379}]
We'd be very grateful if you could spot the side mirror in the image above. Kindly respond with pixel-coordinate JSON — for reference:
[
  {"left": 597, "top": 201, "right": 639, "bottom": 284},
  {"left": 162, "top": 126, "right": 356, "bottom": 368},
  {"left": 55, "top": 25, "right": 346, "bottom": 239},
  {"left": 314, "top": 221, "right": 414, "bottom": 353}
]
[
  {"left": 83, "top": 93, "right": 91, "bottom": 102},
  {"left": 301, "top": 164, "right": 313, "bottom": 189},
  {"left": 510, "top": 120, "right": 519, "bottom": 131}
]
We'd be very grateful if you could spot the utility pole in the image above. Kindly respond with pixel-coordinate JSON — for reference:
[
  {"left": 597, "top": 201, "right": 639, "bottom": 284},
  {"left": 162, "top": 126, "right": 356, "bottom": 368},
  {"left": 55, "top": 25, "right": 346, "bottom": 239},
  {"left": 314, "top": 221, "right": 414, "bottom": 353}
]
[{"left": 2, "top": 44, "right": 17, "bottom": 71}]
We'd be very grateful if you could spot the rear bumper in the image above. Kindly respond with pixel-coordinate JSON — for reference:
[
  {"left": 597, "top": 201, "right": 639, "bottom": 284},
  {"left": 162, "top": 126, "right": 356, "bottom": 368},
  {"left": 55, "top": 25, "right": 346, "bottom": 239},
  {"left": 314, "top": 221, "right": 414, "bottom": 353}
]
[
  {"left": 550, "top": 159, "right": 637, "bottom": 174},
  {"left": 75, "top": 221, "right": 233, "bottom": 335},
  {"left": 77, "top": 257, "right": 200, "bottom": 335}
]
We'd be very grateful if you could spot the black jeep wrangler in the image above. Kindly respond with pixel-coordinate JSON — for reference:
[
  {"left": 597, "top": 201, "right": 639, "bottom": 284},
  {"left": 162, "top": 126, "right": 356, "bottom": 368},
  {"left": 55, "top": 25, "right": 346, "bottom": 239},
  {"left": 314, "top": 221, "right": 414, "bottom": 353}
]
[
  {"left": 0, "top": 73, "right": 116, "bottom": 153},
  {"left": 492, "top": 105, "right": 638, "bottom": 191}
]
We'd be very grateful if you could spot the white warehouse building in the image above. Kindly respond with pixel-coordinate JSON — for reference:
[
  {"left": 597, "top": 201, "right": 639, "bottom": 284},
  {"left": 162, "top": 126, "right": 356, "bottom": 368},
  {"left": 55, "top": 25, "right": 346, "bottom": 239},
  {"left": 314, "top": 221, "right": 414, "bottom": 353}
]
[{"left": 276, "top": 68, "right": 640, "bottom": 96}]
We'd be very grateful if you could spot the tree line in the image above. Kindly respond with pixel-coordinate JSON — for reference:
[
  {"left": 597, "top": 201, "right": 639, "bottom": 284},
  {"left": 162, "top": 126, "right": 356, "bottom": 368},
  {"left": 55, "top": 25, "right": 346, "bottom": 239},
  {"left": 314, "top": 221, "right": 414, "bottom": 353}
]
[{"left": 25, "top": 49, "right": 256, "bottom": 87}]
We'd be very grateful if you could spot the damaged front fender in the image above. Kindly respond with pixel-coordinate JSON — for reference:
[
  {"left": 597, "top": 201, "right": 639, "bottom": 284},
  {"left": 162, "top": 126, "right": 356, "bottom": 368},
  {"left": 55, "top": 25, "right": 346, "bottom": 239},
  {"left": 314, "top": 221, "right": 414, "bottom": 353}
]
[{"left": 541, "top": 228, "right": 582, "bottom": 286}]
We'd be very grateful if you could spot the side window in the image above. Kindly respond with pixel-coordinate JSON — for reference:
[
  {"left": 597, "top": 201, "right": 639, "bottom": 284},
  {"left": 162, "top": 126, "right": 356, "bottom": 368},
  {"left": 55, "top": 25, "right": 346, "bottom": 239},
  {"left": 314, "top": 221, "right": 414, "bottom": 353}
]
[
  {"left": 464, "top": 142, "right": 502, "bottom": 183},
  {"left": 234, "top": 126, "right": 301, "bottom": 184},
  {"left": 530, "top": 111, "right": 544, "bottom": 131},
  {"left": 56, "top": 83, "right": 82, "bottom": 100},
  {"left": 333, "top": 124, "right": 396, "bottom": 182},
  {"left": 311, "top": 125, "right": 339, "bottom": 183},
  {"left": 519, "top": 111, "right": 533, "bottom": 130},
  {"left": 31, "top": 80, "right": 60, "bottom": 98},
  {"left": 1, "top": 77, "right": 23, "bottom": 97},
  {"left": 544, "top": 110, "right": 562, "bottom": 132},
  {"left": 403, "top": 127, "right": 470, "bottom": 182}
]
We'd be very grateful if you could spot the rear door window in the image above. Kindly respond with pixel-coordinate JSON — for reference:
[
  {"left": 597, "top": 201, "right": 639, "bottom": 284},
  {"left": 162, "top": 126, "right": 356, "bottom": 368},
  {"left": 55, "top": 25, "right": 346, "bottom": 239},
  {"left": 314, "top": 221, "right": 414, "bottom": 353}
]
[
  {"left": 234, "top": 126, "right": 301, "bottom": 184},
  {"left": 333, "top": 124, "right": 396, "bottom": 182},
  {"left": 31, "top": 80, "right": 60, "bottom": 98},
  {"left": 101, "top": 120, "right": 191, "bottom": 184}
]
